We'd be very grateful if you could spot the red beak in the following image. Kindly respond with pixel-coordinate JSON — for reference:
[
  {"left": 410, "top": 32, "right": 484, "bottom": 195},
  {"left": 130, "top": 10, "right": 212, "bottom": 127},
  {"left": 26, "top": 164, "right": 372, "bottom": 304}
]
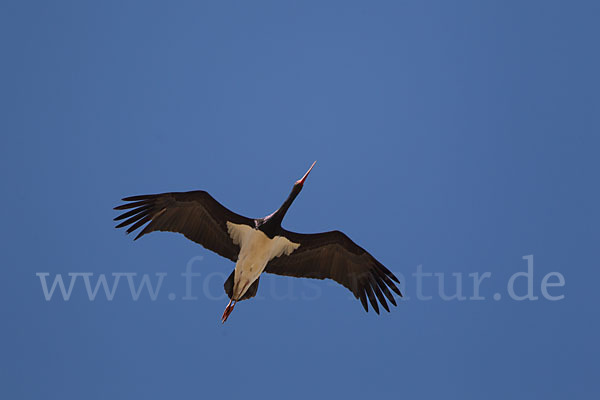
[{"left": 296, "top": 161, "right": 317, "bottom": 186}]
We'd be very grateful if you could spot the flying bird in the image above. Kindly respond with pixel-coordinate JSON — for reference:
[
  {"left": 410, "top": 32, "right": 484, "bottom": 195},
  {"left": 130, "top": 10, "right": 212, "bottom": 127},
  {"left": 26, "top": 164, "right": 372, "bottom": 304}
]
[{"left": 114, "top": 162, "right": 402, "bottom": 322}]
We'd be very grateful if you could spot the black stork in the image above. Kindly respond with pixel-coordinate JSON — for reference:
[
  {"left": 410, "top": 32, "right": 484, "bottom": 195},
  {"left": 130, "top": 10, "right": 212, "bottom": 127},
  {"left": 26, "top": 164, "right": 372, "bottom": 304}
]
[{"left": 114, "top": 161, "right": 402, "bottom": 323}]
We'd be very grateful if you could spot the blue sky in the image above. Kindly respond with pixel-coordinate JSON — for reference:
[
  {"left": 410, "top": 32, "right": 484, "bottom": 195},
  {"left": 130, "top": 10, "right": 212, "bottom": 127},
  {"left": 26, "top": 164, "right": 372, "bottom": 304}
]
[{"left": 1, "top": 1, "right": 598, "bottom": 399}]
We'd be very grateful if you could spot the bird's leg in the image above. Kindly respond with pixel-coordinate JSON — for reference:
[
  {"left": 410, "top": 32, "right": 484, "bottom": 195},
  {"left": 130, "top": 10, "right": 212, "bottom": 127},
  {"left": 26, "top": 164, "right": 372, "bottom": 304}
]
[{"left": 221, "top": 299, "right": 236, "bottom": 324}]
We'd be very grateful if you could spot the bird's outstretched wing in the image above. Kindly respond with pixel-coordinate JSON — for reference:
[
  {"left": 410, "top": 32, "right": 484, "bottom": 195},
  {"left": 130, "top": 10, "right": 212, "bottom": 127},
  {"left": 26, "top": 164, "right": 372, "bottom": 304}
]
[
  {"left": 114, "top": 191, "right": 255, "bottom": 262},
  {"left": 265, "top": 230, "right": 402, "bottom": 313}
]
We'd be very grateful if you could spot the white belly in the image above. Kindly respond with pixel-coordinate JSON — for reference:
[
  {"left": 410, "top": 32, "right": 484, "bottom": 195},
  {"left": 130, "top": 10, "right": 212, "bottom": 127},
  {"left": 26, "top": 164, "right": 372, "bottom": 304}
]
[{"left": 226, "top": 222, "right": 300, "bottom": 300}]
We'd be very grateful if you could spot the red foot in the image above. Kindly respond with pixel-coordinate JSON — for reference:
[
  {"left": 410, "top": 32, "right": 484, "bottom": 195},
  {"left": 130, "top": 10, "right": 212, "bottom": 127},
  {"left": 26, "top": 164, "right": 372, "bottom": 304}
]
[{"left": 221, "top": 299, "right": 236, "bottom": 323}]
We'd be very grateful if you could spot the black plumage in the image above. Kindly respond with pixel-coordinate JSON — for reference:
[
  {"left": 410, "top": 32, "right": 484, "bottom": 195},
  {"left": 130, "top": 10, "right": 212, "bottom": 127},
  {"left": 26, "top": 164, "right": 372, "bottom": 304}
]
[{"left": 114, "top": 191, "right": 253, "bottom": 261}]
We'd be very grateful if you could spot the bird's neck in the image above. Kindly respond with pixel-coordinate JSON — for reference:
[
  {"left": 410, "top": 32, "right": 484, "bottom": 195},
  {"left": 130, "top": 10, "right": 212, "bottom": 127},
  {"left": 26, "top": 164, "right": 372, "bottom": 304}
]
[{"left": 267, "top": 187, "right": 300, "bottom": 227}]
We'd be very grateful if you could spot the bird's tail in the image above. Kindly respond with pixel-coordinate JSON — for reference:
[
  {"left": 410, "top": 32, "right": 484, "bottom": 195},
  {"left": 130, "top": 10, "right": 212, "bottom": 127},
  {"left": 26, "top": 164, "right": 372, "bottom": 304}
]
[{"left": 224, "top": 270, "right": 260, "bottom": 301}]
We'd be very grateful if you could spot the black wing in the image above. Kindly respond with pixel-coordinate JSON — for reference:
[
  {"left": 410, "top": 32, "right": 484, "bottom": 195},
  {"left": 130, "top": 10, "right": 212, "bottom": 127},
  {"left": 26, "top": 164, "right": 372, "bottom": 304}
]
[
  {"left": 114, "top": 191, "right": 254, "bottom": 262},
  {"left": 265, "top": 230, "right": 402, "bottom": 313}
]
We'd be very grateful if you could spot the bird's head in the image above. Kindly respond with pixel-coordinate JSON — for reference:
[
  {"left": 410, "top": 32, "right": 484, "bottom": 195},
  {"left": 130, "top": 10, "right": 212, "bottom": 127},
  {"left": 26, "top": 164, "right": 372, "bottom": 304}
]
[{"left": 293, "top": 160, "right": 317, "bottom": 192}]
